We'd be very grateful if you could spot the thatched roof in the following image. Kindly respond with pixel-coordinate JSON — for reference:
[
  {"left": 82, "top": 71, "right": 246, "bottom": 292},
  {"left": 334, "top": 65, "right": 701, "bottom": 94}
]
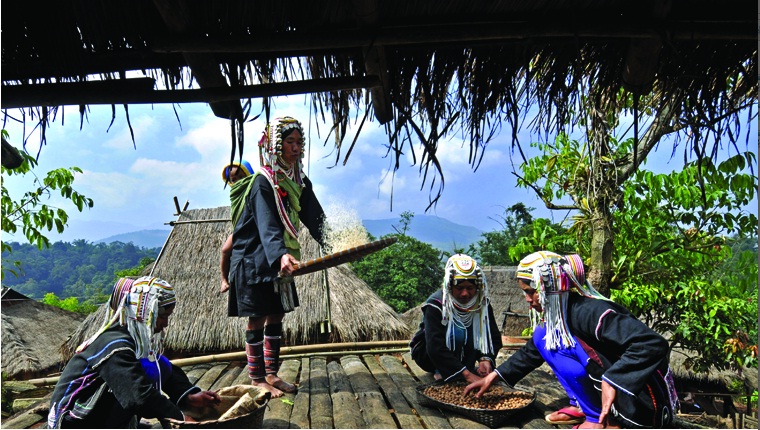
[
  {"left": 62, "top": 206, "right": 408, "bottom": 359},
  {"left": 482, "top": 266, "right": 531, "bottom": 336},
  {"left": 1, "top": 289, "right": 86, "bottom": 379},
  {"left": 669, "top": 347, "right": 759, "bottom": 393},
  {"left": 3, "top": 1, "right": 755, "bottom": 206}
]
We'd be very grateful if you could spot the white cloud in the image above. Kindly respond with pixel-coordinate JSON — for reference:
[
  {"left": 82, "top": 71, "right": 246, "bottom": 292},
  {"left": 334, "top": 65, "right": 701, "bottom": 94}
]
[{"left": 102, "top": 115, "right": 159, "bottom": 151}]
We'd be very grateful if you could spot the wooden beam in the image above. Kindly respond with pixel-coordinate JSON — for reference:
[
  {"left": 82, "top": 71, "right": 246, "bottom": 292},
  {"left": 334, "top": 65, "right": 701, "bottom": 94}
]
[
  {"left": 1, "top": 52, "right": 188, "bottom": 83},
  {"left": 152, "top": 0, "right": 242, "bottom": 120},
  {"left": 3, "top": 20, "right": 752, "bottom": 86},
  {"left": 2, "top": 76, "right": 381, "bottom": 109},
  {"left": 622, "top": 0, "right": 670, "bottom": 95},
  {"left": 351, "top": 0, "right": 393, "bottom": 124},
  {"left": 153, "top": 21, "right": 757, "bottom": 55}
]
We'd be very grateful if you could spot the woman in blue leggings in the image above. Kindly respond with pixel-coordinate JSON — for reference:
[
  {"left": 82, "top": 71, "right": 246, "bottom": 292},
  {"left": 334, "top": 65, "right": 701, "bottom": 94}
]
[{"left": 465, "top": 251, "right": 678, "bottom": 429}]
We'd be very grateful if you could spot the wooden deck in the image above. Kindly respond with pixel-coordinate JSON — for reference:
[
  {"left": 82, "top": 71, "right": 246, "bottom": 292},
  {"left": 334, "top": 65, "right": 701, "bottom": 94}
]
[
  {"left": 177, "top": 352, "right": 559, "bottom": 429},
  {"left": 2, "top": 350, "right": 711, "bottom": 429},
  {"left": 0, "top": 349, "right": 566, "bottom": 429}
]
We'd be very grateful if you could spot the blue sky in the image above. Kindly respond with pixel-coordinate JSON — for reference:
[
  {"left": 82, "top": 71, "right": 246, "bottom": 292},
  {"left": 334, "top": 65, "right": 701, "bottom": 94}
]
[{"left": 2, "top": 96, "right": 757, "bottom": 243}]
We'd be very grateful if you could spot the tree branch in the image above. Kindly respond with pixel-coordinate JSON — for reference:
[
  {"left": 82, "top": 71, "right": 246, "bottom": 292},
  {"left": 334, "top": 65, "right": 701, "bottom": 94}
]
[{"left": 511, "top": 171, "right": 578, "bottom": 211}]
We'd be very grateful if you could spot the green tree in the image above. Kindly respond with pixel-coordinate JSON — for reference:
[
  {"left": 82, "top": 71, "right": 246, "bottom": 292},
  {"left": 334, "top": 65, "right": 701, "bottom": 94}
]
[
  {"left": 392, "top": 210, "right": 415, "bottom": 235},
  {"left": 42, "top": 292, "right": 98, "bottom": 314},
  {"left": 1, "top": 141, "right": 93, "bottom": 279},
  {"left": 513, "top": 86, "right": 756, "bottom": 294},
  {"left": 2, "top": 241, "right": 158, "bottom": 300},
  {"left": 466, "top": 203, "right": 532, "bottom": 265},
  {"left": 517, "top": 152, "right": 758, "bottom": 372},
  {"left": 351, "top": 234, "right": 445, "bottom": 313},
  {"left": 467, "top": 203, "right": 575, "bottom": 265},
  {"left": 114, "top": 256, "right": 155, "bottom": 278}
]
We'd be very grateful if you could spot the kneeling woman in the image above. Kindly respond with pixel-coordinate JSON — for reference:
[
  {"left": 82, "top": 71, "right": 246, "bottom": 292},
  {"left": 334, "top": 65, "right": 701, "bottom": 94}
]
[
  {"left": 48, "top": 277, "right": 220, "bottom": 428},
  {"left": 465, "top": 251, "right": 678, "bottom": 429},
  {"left": 410, "top": 254, "right": 503, "bottom": 384}
]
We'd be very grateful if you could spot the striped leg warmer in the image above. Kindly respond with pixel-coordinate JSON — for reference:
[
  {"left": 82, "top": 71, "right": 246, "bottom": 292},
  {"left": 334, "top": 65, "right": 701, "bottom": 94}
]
[
  {"left": 264, "top": 323, "right": 283, "bottom": 375},
  {"left": 245, "top": 329, "right": 265, "bottom": 382}
]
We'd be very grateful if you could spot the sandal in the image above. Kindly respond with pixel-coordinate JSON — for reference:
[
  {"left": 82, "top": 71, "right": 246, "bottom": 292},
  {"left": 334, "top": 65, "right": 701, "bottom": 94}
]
[{"left": 545, "top": 406, "right": 585, "bottom": 425}]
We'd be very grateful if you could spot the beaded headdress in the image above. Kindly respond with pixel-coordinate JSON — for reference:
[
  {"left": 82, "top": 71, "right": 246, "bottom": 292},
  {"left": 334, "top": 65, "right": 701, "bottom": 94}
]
[
  {"left": 258, "top": 116, "right": 305, "bottom": 190},
  {"left": 76, "top": 276, "right": 176, "bottom": 361},
  {"left": 441, "top": 254, "right": 494, "bottom": 355},
  {"left": 517, "top": 251, "right": 608, "bottom": 350}
]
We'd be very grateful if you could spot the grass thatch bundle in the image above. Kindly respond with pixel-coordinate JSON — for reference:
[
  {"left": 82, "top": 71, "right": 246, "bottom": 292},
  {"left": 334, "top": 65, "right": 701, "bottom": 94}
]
[
  {"left": 2, "top": 297, "right": 86, "bottom": 379},
  {"left": 4, "top": 2, "right": 755, "bottom": 208}
]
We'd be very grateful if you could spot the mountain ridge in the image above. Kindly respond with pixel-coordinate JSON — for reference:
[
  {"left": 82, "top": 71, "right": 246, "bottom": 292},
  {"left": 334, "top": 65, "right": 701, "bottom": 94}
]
[
  {"left": 91, "top": 215, "right": 485, "bottom": 252},
  {"left": 362, "top": 215, "right": 484, "bottom": 252}
]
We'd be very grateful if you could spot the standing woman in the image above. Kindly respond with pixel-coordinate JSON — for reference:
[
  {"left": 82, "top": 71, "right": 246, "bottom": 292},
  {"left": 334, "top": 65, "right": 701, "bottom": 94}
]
[
  {"left": 465, "top": 251, "right": 678, "bottom": 429},
  {"left": 227, "top": 116, "right": 326, "bottom": 397},
  {"left": 410, "top": 254, "right": 503, "bottom": 384}
]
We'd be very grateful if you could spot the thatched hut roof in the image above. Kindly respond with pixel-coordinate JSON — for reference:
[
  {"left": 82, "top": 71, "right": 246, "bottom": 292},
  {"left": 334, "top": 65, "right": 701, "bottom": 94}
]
[
  {"left": 669, "top": 347, "right": 759, "bottom": 394},
  {"left": 482, "top": 266, "right": 531, "bottom": 336},
  {"left": 62, "top": 206, "right": 408, "bottom": 358},
  {"left": 3, "top": 1, "right": 755, "bottom": 205},
  {"left": 1, "top": 289, "right": 86, "bottom": 379}
]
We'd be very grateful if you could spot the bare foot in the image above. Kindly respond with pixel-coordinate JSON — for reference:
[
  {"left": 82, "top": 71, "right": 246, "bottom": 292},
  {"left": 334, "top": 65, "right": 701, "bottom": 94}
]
[
  {"left": 577, "top": 421, "right": 621, "bottom": 429},
  {"left": 266, "top": 374, "right": 298, "bottom": 394},
  {"left": 251, "top": 380, "right": 284, "bottom": 398}
]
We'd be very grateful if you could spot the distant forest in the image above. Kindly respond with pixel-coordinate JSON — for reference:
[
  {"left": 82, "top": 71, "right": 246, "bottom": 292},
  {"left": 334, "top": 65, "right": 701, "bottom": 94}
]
[{"left": 2, "top": 241, "right": 159, "bottom": 301}]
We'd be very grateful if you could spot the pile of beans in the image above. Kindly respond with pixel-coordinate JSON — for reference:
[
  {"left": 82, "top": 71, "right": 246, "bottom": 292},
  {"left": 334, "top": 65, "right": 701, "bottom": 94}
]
[{"left": 422, "top": 382, "right": 533, "bottom": 410}]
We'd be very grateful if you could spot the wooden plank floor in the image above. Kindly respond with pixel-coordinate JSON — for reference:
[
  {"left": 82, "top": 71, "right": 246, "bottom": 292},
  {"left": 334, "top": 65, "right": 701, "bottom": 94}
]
[
  {"left": 180, "top": 353, "right": 553, "bottom": 429},
  {"left": 1, "top": 351, "right": 706, "bottom": 429}
]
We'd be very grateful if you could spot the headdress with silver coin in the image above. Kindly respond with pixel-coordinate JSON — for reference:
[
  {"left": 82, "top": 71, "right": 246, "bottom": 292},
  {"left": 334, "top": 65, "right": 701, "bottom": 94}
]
[
  {"left": 516, "top": 251, "right": 609, "bottom": 350},
  {"left": 440, "top": 254, "right": 494, "bottom": 356}
]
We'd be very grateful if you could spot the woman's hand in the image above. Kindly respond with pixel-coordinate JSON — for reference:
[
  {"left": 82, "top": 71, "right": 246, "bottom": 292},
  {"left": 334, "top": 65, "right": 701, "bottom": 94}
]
[
  {"left": 464, "top": 371, "right": 499, "bottom": 398},
  {"left": 476, "top": 360, "right": 493, "bottom": 376},
  {"left": 462, "top": 369, "right": 482, "bottom": 384},
  {"left": 279, "top": 254, "right": 300, "bottom": 276},
  {"left": 186, "top": 390, "right": 221, "bottom": 408},
  {"left": 220, "top": 279, "right": 230, "bottom": 293},
  {"left": 598, "top": 380, "right": 617, "bottom": 426}
]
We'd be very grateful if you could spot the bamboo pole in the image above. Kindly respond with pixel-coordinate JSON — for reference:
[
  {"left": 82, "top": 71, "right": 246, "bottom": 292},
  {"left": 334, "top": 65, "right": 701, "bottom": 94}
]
[
  {"left": 166, "top": 218, "right": 230, "bottom": 226},
  {"left": 25, "top": 340, "right": 411, "bottom": 386}
]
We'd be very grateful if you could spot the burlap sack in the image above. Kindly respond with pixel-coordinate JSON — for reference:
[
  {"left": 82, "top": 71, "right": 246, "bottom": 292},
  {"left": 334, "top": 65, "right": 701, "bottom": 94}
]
[{"left": 163, "top": 385, "right": 269, "bottom": 428}]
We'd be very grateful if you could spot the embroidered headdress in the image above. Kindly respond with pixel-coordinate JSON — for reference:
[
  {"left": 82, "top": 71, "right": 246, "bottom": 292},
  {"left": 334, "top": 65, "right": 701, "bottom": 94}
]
[
  {"left": 76, "top": 276, "right": 176, "bottom": 361},
  {"left": 441, "top": 254, "right": 494, "bottom": 355},
  {"left": 517, "top": 251, "right": 608, "bottom": 350},
  {"left": 258, "top": 116, "right": 305, "bottom": 189}
]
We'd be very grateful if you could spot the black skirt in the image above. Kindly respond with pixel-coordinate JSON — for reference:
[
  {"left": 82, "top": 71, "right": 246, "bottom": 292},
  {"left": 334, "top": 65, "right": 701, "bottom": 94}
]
[{"left": 228, "top": 262, "right": 300, "bottom": 317}]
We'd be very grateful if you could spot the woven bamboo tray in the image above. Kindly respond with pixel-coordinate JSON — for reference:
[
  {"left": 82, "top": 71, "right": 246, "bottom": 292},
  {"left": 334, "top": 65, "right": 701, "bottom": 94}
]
[{"left": 416, "top": 380, "right": 535, "bottom": 428}]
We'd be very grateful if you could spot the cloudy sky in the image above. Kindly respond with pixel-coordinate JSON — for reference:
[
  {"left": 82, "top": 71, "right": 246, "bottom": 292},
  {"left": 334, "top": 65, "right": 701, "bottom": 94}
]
[{"left": 2, "top": 95, "right": 756, "bottom": 244}]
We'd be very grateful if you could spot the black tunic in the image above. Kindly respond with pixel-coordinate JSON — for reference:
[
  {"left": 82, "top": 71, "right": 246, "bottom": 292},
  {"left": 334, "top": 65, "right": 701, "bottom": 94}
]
[
  {"left": 410, "top": 290, "right": 503, "bottom": 381},
  {"left": 48, "top": 326, "right": 198, "bottom": 428},
  {"left": 494, "top": 294, "right": 675, "bottom": 428},
  {"left": 228, "top": 174, "right": 325, "bottom": 317}
]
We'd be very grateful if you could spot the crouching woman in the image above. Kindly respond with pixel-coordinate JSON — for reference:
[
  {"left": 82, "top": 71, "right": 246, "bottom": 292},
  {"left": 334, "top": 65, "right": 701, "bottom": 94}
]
[{"left": 47, "top": 276, "right": 220, "bottom": 428}]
